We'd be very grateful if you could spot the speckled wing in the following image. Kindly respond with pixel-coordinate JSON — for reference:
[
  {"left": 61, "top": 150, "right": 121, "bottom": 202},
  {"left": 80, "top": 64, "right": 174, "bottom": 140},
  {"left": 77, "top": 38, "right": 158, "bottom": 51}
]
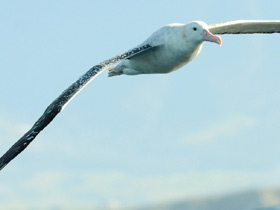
[
  {"left": 0, "top": 42, "right": 155, "bottom": 171},
  {"left": 209, "top": 20, "right": 280, "bottom": 35}
]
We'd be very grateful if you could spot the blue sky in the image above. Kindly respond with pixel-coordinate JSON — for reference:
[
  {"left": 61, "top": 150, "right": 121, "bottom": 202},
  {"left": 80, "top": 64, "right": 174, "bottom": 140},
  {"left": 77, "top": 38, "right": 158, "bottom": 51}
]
[{"left": 0, "top": 0, "right": 280, "bottom": 209}]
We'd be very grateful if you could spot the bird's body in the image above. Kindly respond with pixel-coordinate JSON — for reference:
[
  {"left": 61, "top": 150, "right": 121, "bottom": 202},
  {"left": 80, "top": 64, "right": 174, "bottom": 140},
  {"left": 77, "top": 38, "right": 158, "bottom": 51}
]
[
  {"left": 108, "top": 21, "right": 222, "bottom": 76},
  {"left": 1, "top": 19, "right": 280, "bottom": 171}
]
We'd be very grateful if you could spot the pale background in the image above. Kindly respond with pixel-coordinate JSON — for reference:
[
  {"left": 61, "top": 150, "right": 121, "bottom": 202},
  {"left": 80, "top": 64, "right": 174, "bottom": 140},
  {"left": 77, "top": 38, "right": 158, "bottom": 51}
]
[{"left": 0, "top": 0, "right": 279, "bottom": 209}]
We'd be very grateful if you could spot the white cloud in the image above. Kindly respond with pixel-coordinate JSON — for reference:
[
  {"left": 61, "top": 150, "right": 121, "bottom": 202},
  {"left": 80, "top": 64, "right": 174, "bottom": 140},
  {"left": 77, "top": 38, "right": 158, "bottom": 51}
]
[
  {"left": 0, "top": 119, "right": 30, "bottom": 140},
  {"left": 23, "top": 171, "right": 66, "bottom": 192},
  {"left": 181, "top": 115, "right": 257, "bottom": 145},
  {"left": 0, "top": 116, "right": 80, "bottom": 156},
  {"left": 0, "top": 119, "right": 31, "bottom": 154},
  {"left": 78, "top": 169, "right": 280, "bottom": 205},
  {"left": 0, "top": 169, "right": 279, "bottom": 210}
]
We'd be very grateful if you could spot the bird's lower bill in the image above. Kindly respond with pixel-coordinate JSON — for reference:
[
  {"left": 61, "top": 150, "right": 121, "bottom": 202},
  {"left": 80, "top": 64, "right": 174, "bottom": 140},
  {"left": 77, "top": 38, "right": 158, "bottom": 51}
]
[{"left": 202, "top": 29, "right": 222, "bottom": 45}]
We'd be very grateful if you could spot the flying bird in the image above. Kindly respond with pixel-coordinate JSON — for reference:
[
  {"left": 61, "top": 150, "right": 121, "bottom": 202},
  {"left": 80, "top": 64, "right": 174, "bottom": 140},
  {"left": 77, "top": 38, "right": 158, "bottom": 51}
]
[
  {"left": 108, "top": 20, "right": 280, "bottom": 77},
  {"left": 1, "top": 20, "right": 279, "bottom": 171}
]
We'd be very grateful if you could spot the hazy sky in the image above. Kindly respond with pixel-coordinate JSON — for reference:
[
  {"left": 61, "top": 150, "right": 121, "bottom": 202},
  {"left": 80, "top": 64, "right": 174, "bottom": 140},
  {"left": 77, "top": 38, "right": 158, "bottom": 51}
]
[{"left": 0, "top": 1, "right": 280, "bottom": 209}]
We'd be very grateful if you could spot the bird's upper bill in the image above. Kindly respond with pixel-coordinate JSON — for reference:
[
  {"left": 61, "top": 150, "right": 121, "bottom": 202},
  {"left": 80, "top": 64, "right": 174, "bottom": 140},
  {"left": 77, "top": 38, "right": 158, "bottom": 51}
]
[{"left": 202, "top": 29, "right": 222, "bottom": 45}]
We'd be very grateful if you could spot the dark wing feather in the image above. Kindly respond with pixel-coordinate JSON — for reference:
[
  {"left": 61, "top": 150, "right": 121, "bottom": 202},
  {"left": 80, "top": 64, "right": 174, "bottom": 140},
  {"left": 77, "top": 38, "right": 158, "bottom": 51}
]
[{"left": 0, "top": 44, "right": 153, "bottom": 171}]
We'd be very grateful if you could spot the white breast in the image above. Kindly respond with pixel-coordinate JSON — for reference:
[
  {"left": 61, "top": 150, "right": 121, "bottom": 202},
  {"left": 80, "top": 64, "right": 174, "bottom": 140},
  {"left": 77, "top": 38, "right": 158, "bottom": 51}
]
[{"left": 120, "top": 26, "right": 204, "bottom": 75}]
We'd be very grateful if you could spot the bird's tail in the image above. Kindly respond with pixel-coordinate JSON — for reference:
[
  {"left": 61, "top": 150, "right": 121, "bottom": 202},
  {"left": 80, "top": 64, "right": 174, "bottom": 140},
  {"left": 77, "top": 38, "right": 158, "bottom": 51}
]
[{"left": 107, "top": 66, "right": 123, "bottom": 77}]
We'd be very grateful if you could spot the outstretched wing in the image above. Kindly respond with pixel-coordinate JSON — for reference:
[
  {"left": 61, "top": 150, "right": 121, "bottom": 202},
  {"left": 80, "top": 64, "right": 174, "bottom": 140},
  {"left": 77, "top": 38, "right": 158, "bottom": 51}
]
[
  {"left": 209, "top": 20, "right": 280, "bottom": 35},
  {"left": 0, "top": 44, "right": 153, "bottom": 171}
]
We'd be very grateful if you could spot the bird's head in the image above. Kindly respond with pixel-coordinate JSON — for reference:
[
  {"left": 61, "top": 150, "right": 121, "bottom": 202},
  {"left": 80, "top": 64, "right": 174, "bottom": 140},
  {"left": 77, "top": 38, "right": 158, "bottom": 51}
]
[{"left": 185, "top": 21, "right": 222, "bottom": 46}]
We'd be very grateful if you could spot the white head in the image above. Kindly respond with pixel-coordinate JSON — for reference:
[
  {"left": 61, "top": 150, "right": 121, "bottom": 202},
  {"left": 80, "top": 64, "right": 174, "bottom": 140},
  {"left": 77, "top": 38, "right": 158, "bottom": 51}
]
[{"left": 185, "top": 21, "right": 222, "bottom": 45}]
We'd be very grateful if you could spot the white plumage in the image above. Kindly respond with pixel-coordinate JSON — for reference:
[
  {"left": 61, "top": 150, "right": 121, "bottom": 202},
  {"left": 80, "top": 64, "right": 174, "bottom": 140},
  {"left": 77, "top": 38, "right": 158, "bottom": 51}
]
[
  {"left": 108, "top": 21, "right": 221, "bottom": 76},
  {"left": 108, "top": 20, "right": 280, "bottom": 77}
]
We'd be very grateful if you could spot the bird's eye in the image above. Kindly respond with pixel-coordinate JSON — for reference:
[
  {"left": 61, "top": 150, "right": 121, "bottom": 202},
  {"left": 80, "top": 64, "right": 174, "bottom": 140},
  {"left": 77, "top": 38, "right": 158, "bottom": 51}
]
[{"left": 193, "top": 27, "right": 197, "bottom": 31}]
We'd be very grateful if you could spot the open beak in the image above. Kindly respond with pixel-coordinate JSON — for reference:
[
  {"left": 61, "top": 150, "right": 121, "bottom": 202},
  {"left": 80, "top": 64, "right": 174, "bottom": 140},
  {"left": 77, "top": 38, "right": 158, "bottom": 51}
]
[{"left": 202, "top": 29, "right": 222, "bottom": 46}]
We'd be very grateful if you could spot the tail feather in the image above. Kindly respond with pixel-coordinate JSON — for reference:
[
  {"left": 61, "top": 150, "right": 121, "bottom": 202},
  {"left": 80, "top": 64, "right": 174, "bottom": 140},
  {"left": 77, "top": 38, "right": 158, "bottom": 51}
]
[{"left": 107, "top": 66, "right": 123, "bottom": 77}]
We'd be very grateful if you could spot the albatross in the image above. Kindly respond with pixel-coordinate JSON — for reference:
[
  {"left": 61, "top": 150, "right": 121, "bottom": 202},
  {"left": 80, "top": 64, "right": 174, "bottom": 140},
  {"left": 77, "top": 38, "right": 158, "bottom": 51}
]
[
  {"left": 1, "top": 20, "right": 280, "bottom": 171},
  {"left": 108, "top": 20, "right": 280, "bottom": 77}
]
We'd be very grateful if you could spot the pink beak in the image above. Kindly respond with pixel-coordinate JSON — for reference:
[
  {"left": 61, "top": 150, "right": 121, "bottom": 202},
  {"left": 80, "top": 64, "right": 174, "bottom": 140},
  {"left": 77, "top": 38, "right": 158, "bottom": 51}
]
[{"left": 202, "top": 29, "right": 222, "bottom": 46}]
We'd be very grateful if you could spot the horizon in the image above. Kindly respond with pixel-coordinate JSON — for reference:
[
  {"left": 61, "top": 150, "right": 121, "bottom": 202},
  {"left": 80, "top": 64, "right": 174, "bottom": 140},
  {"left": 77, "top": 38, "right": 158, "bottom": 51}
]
[{"left": 0, "top": 1, "right": 280, "bottom": 209}]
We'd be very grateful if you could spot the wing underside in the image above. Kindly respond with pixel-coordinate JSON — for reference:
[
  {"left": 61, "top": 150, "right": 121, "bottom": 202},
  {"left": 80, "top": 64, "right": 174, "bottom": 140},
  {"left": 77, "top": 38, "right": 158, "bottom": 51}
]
[{"left": 209, "top": 20, "right": 280, "bottom": 34}]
